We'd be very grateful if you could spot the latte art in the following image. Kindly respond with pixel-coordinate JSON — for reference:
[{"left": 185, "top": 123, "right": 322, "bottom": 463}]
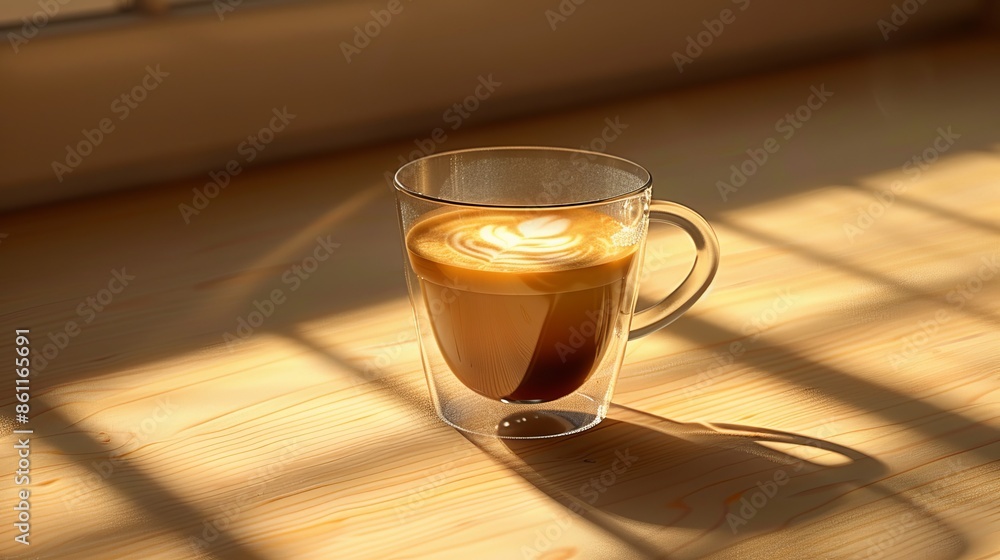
[
  {"left": 406, "top": 208, "right": 640, "bottom": 402},
  {"left": 410, "top": 210, "right": 628, "bottom": 273},
  {"left": 448, "top": 216, "right": 594, "bottom": 268}
]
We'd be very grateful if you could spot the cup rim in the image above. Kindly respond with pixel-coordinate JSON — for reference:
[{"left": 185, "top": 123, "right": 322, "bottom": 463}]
[{"left": 393, "top": 146, "right": 653, "bottom": 209}]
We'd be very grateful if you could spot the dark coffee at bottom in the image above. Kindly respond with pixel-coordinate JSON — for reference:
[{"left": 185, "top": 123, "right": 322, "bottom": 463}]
[{"left": 406, "top": 208, "right": 637, "bottom": 402}]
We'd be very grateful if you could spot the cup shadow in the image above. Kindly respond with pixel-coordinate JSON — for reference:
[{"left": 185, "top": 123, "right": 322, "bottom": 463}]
[
  {"left": 288, "top": 336, "right": 970, "bottom": 559},
  {"left": 496, "top": 405, "right": 886, "bottom": 530},
  {"left": 461, "top": 404, "right": 967, "bottom": 558}
]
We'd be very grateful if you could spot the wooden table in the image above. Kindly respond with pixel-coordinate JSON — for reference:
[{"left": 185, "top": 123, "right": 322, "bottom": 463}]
[{"left": 2, "top": 37, "right": 998, "bottom": 559}]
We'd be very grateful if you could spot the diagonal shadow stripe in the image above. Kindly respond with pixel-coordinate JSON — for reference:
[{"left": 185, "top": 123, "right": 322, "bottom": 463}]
[
  {"left": 845, "top": 184, "right": 1000, "bottom": 235},
  {"left": 668, "top": 316, "right": 1000, "bottom": 462},
  {"left": 714, "top": 217, "right": 1000, "bottom": 328},
  {"left": 279, "top": 327, "right": 665, "bottom": 559},
  {"left": 280, "top": 322, "right": 993, "bottom": 557},
  {"left": 35, "top": 400, "right": 271, "bottom": 560}
]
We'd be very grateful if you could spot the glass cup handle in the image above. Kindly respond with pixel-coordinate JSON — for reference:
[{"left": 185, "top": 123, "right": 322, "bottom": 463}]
[{"left": 629, "top": 200, "right": 721, "bottom": 340}]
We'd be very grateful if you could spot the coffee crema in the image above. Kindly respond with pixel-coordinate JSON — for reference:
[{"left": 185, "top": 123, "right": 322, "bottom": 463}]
[{"left": 406, "top": 208, "right": 638, "bottom": 403}]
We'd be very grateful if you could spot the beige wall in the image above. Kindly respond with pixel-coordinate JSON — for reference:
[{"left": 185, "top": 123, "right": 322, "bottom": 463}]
[{"left": 0, "top": 0, "right": 983, "bottom": 211}]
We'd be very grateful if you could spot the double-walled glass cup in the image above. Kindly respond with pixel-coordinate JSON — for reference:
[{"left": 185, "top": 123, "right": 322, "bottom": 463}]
[{"left": 394, "top": 147, "right": 719, "bottom": 438}]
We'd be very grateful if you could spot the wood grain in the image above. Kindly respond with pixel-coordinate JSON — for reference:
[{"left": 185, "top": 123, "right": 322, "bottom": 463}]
[{"left": 1, "top": 37, "right": 998, "bottom": 559}]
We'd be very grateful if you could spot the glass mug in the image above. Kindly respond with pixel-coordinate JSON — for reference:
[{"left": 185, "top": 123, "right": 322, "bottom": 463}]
[{"left": 393, "top": 147, "right": 720, "bottom": 438}]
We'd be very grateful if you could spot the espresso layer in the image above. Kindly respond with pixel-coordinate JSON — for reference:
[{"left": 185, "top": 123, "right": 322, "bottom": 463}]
[{"left": 407, "top": 208, "right": 638, "bottom": 402}]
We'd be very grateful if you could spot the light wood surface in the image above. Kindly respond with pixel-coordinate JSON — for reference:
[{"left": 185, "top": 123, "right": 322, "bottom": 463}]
[{"left": 2, "top": 37, "right": 999, "bottom": 559}]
